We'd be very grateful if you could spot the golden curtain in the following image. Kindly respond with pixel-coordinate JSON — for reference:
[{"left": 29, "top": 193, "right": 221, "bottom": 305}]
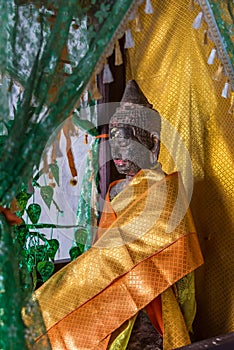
[{"left": 126, "top": 0, "right": 234, "bottom": 341}]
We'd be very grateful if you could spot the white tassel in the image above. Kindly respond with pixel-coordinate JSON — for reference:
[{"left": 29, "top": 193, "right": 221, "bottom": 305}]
[
  {"left": 145, "top": 0, "right": 154, "bottom": 14},
  {"left": 207, "top": 48, "right": 216, "bottom": 65},
  {"left": 221, "top": 82, "right": 230, "bottom": 99},
  {"left": 124, "top": 29, "right": 134, "bottom": 49},
  {"left": 192, "top": 12, "right": 203, "bottom": 29},
  {"left": 103, "top": 61, "right": 114, "bottom": 84}
]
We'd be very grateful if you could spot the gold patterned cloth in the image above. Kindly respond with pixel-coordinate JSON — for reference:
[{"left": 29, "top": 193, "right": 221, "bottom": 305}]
[
  {"left": 34, "top": 168, "right": 203, "bottom": 349},
  {"left": 126, "top": 0, "right": 234, "bottom": 340},
  {"left": 162, "top": 287, "right": 191, "bottom": 349}
]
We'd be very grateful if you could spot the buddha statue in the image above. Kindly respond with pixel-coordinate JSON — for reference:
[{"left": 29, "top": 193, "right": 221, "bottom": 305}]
[
  {"left": 108, "top": 80, "right": 163, "bottom": 348},
  {"left": 108, "top": 80, "right": 161, "bottom": 200},
  {"left": 34, "top": 80, "right": 203, "bottom": 350}
]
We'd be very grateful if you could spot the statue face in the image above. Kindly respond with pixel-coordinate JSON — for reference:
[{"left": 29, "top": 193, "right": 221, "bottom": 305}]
[
  {"left": 109, "top": 104, "right": 161, "bottom": 176},
  {"left": 109, "top": 125, "right": 153, "bottom": 176}
]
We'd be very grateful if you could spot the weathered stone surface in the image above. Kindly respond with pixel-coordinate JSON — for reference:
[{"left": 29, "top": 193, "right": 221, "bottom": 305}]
[{"left": 127, "top": 310, "right": 163, "bottom": 350}]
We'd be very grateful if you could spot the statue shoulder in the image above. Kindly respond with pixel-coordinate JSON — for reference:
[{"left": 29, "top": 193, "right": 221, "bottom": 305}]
[{"left": 109, "top": 179, "right": 129, "bottom": 201}]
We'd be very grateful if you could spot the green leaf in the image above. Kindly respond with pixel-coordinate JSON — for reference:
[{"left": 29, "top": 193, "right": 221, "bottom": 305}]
[
  {"left": 29, "top": 245, "right": 46, "bottom": 263},
  {"left": 26, "top": 203, "right": 41, "bottom": 224},
  {"left": 69, "top": 246, "right": 83, "bottom": 261},
  {"left": 21, "top": 248, "right": 28, "bottom": 259},
  {"left": 37, "top": 261, "right": 54, "bottom": 282},
  {"left": 47, "top": 239, "right": 59, "bottom": 260},
  {"left": 50, "top": 163, "right": 59, "bottom": 186},
  {"left": 40, "top": 186, "right": 53, "bottom": 209},
  {"left": 74, "top": 227, "right": 88, "bottom": 246},
  {"left": 14, "top": 225, "right": 29, "bottom": 246},
  {"left": 15, "top": 191, "right": 31, "bottom": 212}
]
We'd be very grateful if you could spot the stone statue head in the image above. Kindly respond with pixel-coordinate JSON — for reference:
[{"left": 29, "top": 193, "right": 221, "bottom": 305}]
[{"left": 109, "top": 80, "right": 161, "bottom": 176}]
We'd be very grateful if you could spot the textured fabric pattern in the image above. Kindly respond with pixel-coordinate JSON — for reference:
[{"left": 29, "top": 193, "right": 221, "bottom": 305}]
[
  {"left": 126, "top": 0, "right": 234, "bottom": 340},
  {"left": 108, "top": 315, "right": 137, "bottom": 350},
  {"left": 41, "top": 234, "right": 200, "bottom": 349},
  {"left": 34, "top": 169, "right": 203, "bottom": 349},
  {"left": 176, "top": 272, "right": 197, "bottom": 333},
  {"left": 162, "top": 287, "right": 191, "bottom": 349}
]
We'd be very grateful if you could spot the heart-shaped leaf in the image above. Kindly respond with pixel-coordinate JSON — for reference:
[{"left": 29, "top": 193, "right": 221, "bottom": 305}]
[
  {"left": 26, "top": 203, "right": 41, "bottom": 224},
  {"left": 69, "top": 246, "right": 83, "bottom": 261},
  {"left": 37, "top": 261, "right": 54, "bottom": 282},
  {"left": 50, "top": 163, "right": 60, "bottom": 186},
  {"left": 47, "top": 239, "right": 59, "bottom": 260},
  {"left": 74, "top": 228, "right": 88, "bottom": 253},
  {"left": 74, "top": 228, "right": 88, "bottom": 245},
  {"left": 40, "top": 186, "right": 53, "bottom": 209},
  {"left": 15, "top": 191, "right": 31, "bottom": 212}
]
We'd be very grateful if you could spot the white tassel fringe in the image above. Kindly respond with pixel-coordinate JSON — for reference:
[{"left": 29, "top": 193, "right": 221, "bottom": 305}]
[
  {"left": 124, "top": 29, "right": 134, "bottom": 49},
  {"left": 207, "top": 48, "right": 216, "bottom": 65},
  {"left": 221, "top": 82, "right": 230, "bottom": 98},
  {"left": 192, "top": 12, "right": 203, "bottom": 29},
  {"left": 145, "top": 0, "right": 154, "bottom": 14},
  {"left": 103, "top": 62, "right": 114, "bottom": 84}
]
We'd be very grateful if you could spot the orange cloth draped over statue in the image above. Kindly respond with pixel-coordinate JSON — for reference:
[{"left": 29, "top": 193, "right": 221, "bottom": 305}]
[
  {"left": 34, "top": 168, "right": 203, "bottom": 349},
  {"left": 98, "top": 178, "right": 164, "bottom": 339}
]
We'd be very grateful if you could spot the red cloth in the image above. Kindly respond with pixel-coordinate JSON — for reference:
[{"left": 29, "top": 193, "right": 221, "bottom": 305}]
[{"left": 146, "top": 295, "right": 164, "bottom": 336}]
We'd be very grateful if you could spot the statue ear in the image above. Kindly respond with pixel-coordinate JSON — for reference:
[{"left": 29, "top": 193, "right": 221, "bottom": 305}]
[{"left": 150, "top": 132, "right": 160, "bottom": 165}]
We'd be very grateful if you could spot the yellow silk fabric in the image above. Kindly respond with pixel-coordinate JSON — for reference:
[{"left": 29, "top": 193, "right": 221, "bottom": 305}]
[
  {"left": 176, "top": 272, "right": 197, "bottom": 334},
  {"left": 107, "top": 315, "right": 137, "bottom": 350},
  {"left": 162, "top": 287, "right": 191, "bottom": 349},
  {"left": 35, "top": 169, "right": 203, "bottom": 349},
  {"left": 126, "top": 0, "right": 234, "bottom": 340}
]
